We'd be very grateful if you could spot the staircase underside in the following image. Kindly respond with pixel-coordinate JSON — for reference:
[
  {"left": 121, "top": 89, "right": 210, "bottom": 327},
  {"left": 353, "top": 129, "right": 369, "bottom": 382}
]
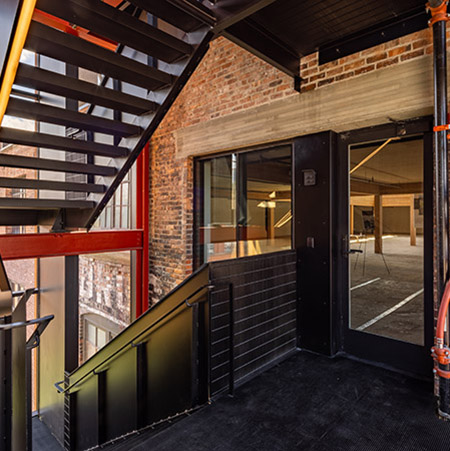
[{"left": 0, "top": 0, "right": 428, "bottom": 230}]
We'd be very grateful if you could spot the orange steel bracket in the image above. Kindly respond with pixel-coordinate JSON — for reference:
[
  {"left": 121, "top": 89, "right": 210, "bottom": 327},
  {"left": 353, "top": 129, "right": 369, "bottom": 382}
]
[{"left": 427, "top": 1, "right": 449, "bottom": 27}]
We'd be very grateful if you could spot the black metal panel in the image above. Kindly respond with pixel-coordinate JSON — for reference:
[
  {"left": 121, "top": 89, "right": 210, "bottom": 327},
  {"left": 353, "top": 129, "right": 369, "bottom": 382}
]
[
  {"left": 15, "top": 64, "right": 157, "bottom": 116},
  {"left": 294, "top": 131, "right": 336, "bottom": 356},
  {"left": 25, "top": 22, "right": 173, "bottom": 90},
  {"left": 6, "top": 98, "right": 141, "bottom": 137},
  {"left": 37, "top": 0, "right": 193, "bottom": 63},
  {"left": 209, "top": 251, "right": 297, "bottom": 396},
  {"left": 144, "top": 308, "right": 194, "bottom": 424},
  {"left": 102, "top": 351, "right": 137, "bottom": 443},
  {"left": 0, "top": 127, "right": 129, "bottom": 158},
  {"left": 72, "top": 377, "right": 99, "bottom": 450},
  {"left": 0, "top": 0, "right": 21, "bottom": 81}
]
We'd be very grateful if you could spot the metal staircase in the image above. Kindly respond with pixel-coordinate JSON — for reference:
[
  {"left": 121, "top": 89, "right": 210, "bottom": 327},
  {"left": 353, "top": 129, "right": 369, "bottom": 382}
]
[
  {"left": 0, "top": 0, "right": 216, "bottom": 230},
  {"left": 0, "top": 0, "right": 298, "bottom": 231}
]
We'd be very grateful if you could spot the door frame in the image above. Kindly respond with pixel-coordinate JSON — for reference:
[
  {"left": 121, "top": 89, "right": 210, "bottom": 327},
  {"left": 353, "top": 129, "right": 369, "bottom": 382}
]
[{"left": 334, "top": 117, "right": 434, "bottom": 377}]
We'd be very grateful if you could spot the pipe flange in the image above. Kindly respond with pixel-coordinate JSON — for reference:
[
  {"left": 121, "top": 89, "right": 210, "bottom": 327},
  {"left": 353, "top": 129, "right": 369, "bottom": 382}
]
[{"left": 427, "top": 1, "right": 449, "bottom": 26}]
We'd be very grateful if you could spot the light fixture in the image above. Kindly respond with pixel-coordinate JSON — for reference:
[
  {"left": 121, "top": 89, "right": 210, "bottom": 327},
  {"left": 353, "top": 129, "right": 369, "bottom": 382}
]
[{"left": 257, "top": 201, "right": 276, "bottom": 209}]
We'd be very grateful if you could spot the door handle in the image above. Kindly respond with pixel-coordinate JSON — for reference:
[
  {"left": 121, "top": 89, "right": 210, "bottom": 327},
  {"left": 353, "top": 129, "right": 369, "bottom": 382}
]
[{"left": 346, "top": 249, "right": 363, "bottom": 255}]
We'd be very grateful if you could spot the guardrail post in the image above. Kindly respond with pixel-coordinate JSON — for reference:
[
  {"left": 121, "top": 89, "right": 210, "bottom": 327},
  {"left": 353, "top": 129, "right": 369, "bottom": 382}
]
[
  {"left": 228, "top": 283, "right": 234, "bottom": 397},
  {"left": 0, "top": 316, "right": 12, "bottom": 451},
  {"left": 63, "top": 373, "right": 76, "bottom": 451}
]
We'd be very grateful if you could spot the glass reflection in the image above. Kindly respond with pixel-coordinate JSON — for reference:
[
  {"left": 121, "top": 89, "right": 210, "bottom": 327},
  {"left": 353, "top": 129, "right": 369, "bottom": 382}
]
[{"left": 349, "top": 138, "right": 424, "bottom": 345}]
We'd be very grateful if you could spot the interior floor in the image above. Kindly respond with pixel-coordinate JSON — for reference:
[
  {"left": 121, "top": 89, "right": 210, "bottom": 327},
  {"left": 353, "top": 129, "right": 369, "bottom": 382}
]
[
  {"left": 92, "top": 351, "right": 450, "bottom": 451},
  {"left": 33, "top": 415, "right": 62, "bottom": 451},
  {"left": 350, "top": 235, "right": 424, "bottom": 345}
]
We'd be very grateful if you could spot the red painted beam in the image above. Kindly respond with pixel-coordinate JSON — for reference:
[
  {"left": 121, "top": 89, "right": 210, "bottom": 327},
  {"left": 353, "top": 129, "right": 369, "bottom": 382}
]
[
  {"left": 0, "top": 230, "right": 143, "bottom": 261},
  {"left": 136, "top": 143, "right": 150, "bottom": 317}
]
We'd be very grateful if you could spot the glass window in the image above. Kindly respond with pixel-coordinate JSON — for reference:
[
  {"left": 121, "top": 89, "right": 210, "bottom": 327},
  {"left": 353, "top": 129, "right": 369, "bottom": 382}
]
[
  {"left": 83, "top": 316, "right": 118, "bottom": 362},
  {"left": 238, "top": 147, "right": 292, "bottom": 257},
  {"left": 196, "top": 155, "right": 237, "bottom": 263},
  {"left": 195, "top": 145, "right": 292, "bottom": 265}
]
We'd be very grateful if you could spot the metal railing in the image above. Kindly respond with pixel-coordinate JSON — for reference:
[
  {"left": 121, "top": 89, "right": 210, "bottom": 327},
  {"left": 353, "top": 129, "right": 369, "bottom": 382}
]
[
  {"left": 55, "top": 282, "right": 213, "bottom": 395},
  {"left": 0, "top": 286, "right": 54, "bottom": 451},
  {"left": 57, "top": 264, "right": 212, "bottom": 450}
]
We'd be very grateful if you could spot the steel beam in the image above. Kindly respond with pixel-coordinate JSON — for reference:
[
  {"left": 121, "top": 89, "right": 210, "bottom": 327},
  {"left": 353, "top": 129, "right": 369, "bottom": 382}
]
[
  {"left": 0, "top": 127, "right": 129, "bottom": 158},
  {"left": 0, "top": 230, "right": 143, "bottom": 260},
  {"left": 38, "top": 0, "right": 193, "bottom": 63},
  {"left": 127, "top": 0, "right": 206, "bottom": 31},
  {"left": 15, "top": 64, "right": 157, "bottom": 116},
  {"left": 223, "top": 18, "right": 299, "bottom": 77},
  {"left": 210, "top": 0, "right": 277, "bottom": 33},
  {"left": 6, "top": 98, "right": 141, "bottom": 137},
  {"left": 25, "top": 21, "right": 173, "bottom": 90},
  {"left": 0, "top": 198, "right": 96, "bottom": 210},
  {"left": 0, "top": 154, "right": 116, "bottom": 176},
  {"left": 0, "top": 177, "right": 105, "bottom": 193}
]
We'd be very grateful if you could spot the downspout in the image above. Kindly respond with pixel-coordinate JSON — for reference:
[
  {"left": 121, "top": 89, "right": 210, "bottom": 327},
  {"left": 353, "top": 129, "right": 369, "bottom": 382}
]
[{"left": 428, "top": 0, "right": 450, "bottom": 419}]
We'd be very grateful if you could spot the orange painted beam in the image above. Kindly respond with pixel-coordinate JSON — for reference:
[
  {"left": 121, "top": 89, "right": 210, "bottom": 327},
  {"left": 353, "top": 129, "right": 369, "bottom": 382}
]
[{"left": 33, "top": 9, "right": 118, "bottom": 51}]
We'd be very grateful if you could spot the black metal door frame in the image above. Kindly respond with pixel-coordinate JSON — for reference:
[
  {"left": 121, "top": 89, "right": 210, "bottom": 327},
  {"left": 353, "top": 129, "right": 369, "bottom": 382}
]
[{"left": 335, "top": 117, "right": 434, "bottom": 377}]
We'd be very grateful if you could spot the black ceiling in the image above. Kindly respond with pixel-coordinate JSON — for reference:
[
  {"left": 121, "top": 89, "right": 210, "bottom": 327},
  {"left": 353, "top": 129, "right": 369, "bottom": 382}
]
[{"left": 224, "top": 0, "right": 429, "bottom": 72}]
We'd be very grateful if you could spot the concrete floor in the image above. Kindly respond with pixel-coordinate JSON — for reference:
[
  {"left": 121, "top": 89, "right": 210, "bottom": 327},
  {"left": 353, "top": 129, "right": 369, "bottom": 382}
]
[
  {"left": 100, "top": 351, "right": 450, "bottom": 451},
  {"left": 350, "top": 235, "right": 424, "bottom": 345},
  {"left": 33, "top": 415, "right": 62, "bottom": 451}
]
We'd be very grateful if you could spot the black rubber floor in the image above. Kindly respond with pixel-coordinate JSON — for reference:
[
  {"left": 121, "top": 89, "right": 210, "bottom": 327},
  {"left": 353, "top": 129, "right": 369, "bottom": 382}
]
[
  {"left": 33, "top": 415, "right": 63, "bottom": 451},
  {"left": 102, "top": 351, "right": 450, "bottom": 451}
]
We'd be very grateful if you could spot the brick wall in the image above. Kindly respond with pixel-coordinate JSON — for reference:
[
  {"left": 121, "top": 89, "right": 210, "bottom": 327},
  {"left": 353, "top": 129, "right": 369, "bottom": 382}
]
[
  {"left": 148, "top": 30, "right": 434, "bottom": 303},
  {"left": 301, "top": 29, "right": 433, "bottom": 92},
  {"left": 79, "top": 253, "right": 131, "bottom": 326},
  {"left": 78, "top": 253, "right": 131, "bottom": 362}
]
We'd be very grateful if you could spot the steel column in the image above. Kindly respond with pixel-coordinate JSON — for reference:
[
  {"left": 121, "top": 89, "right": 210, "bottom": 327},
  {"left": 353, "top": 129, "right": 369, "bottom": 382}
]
[
  {"left": 429, "top": 0, "right": 450, "bottom": 418},
  {"left": 136, "top": 144, "right": 150, "bottom": 318}
]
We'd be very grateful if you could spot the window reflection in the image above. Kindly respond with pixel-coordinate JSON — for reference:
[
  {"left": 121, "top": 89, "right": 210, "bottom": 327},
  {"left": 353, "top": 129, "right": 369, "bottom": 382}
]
[
  {"left": 198, "top": 155, "right": 237, "bottom": 263},
  {"left": 238, "top": 147, "right": 292, "bottom": 257},
  {"left": 196, "top": 146, "right": 292, "bottom": 265}
]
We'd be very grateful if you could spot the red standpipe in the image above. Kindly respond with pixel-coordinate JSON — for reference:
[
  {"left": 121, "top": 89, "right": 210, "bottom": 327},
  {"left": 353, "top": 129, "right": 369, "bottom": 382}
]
[{"left": 432, "top": 281, "right": 450, "bottom": 378}]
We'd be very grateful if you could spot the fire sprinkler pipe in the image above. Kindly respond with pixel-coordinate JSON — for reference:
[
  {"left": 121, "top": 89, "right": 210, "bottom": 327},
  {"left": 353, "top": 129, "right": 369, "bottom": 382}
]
[{"left": 428, "top": 0, "right": 450, "bottom": 419}]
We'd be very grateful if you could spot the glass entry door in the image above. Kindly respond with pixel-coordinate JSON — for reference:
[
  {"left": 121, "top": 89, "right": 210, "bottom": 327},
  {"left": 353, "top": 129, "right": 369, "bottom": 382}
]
[{"left": 342, "top": 132, "right": 433, "bottom": 376}]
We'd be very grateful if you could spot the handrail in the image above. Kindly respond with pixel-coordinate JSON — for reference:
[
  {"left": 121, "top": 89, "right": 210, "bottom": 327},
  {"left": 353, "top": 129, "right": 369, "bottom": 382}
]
[
  {"left": 12, "top": 287, "right": 38, "bottom": 298},
  {"left": 26, "top": 314, "right": 54, "bottom": 350},
  {"left": 55, "top": 282, "right": 213, "bottom": 394},
  {"left": 0, "top": 314, "right": 54, "bottom": 332}
]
